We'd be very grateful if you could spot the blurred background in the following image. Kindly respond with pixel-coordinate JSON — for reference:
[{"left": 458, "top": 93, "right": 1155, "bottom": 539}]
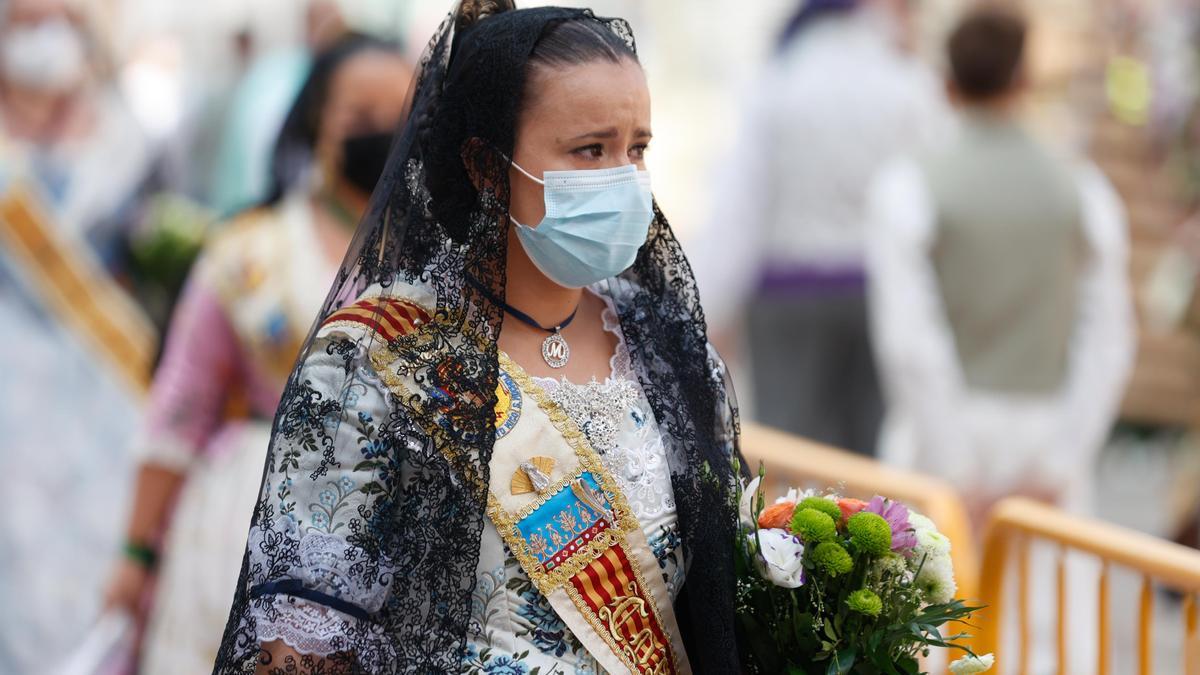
[{"left": 3, "top": 0, "right": 1200, "bottom": 673}]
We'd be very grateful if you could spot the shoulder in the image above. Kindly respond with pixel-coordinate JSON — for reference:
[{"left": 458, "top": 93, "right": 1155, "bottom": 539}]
[
  {"left": 319, "top": 295, "right": 434, "bottom": 344},
  {"left": 315, "top": 279, "right": 438, "bottom": 346},
  {"left": 290, "top": 281, "right": 438, "bottom": 404}
]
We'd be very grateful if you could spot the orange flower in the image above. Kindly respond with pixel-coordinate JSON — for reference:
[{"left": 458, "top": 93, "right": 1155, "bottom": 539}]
[
  {"left": 838, "top": 498, "right": 869, "bottom": 525},
  {"left": 757, "top": 501, "right": 797, "bottom": 530}
]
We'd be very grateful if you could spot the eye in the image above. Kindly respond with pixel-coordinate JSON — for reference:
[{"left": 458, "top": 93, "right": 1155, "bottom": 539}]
[
  {"left": 571, "top": 144, "right": 605, "bottom": 160},
  {"left": 629, "top": 143, "right": 650, "bottom": 160}
]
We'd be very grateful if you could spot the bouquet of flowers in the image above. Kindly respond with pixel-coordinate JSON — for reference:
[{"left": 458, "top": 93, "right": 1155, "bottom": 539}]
[{"left": 734, "top": 467, "right": 993, "bottom": 674}]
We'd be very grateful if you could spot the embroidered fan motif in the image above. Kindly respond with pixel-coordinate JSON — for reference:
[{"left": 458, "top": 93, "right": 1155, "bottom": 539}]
[{"left": 511, "top": 456, "right": 556, "bottom": 496}]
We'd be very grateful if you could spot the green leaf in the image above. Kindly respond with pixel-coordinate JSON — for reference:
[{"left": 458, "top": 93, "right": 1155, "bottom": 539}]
[
  {"left": 353, "top": 460, "right": 382, "bottom": 472},
  {"left": 823, "top": 619, "right": 839, "bottom": 642}
]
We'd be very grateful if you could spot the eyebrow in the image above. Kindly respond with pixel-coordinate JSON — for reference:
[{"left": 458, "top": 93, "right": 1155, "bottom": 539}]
[{"left": 566, "top": 127, "right": 653, "bottom": 142}]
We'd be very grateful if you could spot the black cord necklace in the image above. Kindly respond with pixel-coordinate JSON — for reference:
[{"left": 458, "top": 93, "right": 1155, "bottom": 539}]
[{"left": 467, "top": 275, "right": 578, "bottom": 368}]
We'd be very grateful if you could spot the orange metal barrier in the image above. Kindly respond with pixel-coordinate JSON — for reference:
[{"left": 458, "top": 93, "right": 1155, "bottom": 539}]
[{"left": 974, "top": 497, "right": 1200, "bottom": 674}]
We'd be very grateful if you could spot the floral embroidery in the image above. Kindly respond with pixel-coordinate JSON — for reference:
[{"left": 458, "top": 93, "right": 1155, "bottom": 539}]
[
  {"left": 481, "top": 654, "right": 527, "bottom": 675},
  {"left": 469, "top": 567, "right": 507, "bottom": 647},
  {"left": 352, "top": 410, "right": 391, "bottom": 499},
  {"left": 649, "top": 523, "right": 684, "bottom": 594},
  {"left": 461, "top": 644, "right": 569, "bottom": 675},
  {"left": 515, "top": 588, "right": 573, "bottom": 658},
  {"left": 307, "top": 474, "right": 356, "bottom": 534}
]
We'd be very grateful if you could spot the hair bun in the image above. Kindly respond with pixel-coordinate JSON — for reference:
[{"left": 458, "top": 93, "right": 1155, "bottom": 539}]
[{"left": 455, "top": 0, "right": 516, "bottom": 30}]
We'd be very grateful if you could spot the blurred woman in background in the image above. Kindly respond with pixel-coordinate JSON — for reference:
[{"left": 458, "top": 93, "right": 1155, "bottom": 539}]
[
  {"left": 0, "top": 0, "right": 158, "bottom": 269},
  {"left": 693, "top": 0, "right": 946, "bottom": 455},
  {"left": 0, "top": 1, "right": 161, "bottom": 669},
  {"left": 101, "top": 33, "right": 412, "bottom": 673}
]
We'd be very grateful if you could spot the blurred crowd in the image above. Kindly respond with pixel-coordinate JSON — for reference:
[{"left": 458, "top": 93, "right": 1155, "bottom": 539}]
[{"left": 2, "top": 0, "right": 1200, "bottom": 673}]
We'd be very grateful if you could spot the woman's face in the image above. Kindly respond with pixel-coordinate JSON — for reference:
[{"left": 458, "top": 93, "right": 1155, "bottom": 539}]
[
  {"left": 508, "top": 57, "right": 651, "bottom": 229},
  {"left": 316, "top": 50, "right": 412, "bottom": 195}
]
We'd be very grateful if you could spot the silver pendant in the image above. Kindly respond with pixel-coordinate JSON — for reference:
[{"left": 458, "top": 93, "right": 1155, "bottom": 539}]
[{"left": 541, "top": 331, "right": 570, "bottom": 368}]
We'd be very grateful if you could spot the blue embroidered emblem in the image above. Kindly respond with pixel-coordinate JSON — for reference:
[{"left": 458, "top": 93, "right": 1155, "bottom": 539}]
[
  {"left": 515, "top": 472, "right": 610, "bottom": 568},
  {"left": 493, "top": 369, "right": 523, "bottom": 439}
]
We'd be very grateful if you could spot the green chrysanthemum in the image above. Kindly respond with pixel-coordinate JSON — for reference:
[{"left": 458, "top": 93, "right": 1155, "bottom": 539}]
[
  {"left": 810, "top": 542, "right": 853, "bottom": 577},
  {"left": 797, "top": 496, "right": 842, "bottom": 524},
  {"left": 847, "top": 588, "right": 883, "bottom": 617},
  {"left": 847, "top": 512, "right": 893, "bottom": 556},
  {"left": 790, "top": 508, "right": 837, "bottom": 543}
]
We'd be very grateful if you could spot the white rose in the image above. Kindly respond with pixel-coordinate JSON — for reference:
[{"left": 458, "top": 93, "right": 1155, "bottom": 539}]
[
  {"left": 914, "top": 553, "right": 957, "bottom": 604},
  {"left": 750, "top": 529, "right": 806, "bottom": 589},
  {"left": 949, "top": 653, "right": 995, "bottom": 673}
]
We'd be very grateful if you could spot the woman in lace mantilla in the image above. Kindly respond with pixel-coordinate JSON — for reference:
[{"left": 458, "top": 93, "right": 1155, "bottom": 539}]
[{"left": 214, "top": 3, "right": 743, "bottom": 673}]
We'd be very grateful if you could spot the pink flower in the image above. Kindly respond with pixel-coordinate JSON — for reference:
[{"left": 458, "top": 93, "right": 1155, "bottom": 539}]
[{"left": 866, "top": 496, "right": 918, "bottom": 553}]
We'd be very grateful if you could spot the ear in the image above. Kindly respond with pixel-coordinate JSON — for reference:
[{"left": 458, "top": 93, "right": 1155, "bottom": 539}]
[{"left": 461, "top": 137, "right": 501, "bottom": 193}]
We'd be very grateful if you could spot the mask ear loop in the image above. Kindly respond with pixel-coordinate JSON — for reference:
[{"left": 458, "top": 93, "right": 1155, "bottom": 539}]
[
  {"left": 503, "top": 153, "right": 544, "bottom": 229},
  {"left": 507, "top": 155, "right": 546, "bottom": 186}
]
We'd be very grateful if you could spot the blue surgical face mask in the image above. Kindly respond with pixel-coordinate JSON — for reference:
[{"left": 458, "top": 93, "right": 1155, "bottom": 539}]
[{"left": 509, "top": 161, "right": 653, "bottom": 289}]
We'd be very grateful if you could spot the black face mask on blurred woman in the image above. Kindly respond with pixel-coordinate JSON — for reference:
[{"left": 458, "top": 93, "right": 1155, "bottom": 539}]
[{"left": 340, "top": 131, "right": 394, "bottom": 195}]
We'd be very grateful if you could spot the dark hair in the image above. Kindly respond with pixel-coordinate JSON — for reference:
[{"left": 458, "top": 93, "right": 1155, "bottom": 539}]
[
  {"left": 264, "top": 31, "right": 401, "bottom": 206},
  {"left": 424, "top": 4, "right": 638, "bottom": 240},
  {"left": 520, "top": 17, "right": 639, "bottom": 115},
  {"left": 947, "top": 5, "right": 1027, "bottom": 101},
  {"left": 528, "top": 17, "right": 636, "bottom": 70}
]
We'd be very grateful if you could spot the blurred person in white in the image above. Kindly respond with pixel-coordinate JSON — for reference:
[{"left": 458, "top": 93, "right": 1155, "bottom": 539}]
[
  {"left": 0, "top": 0, "right": 157, "bottom": 269},
  {"left": 98, "top": 34, "right": 412, "bottom": 674},
  {"left": 866, "top": 5, "right": 1135, "bottom": 521},
  {"left": 692, "top": 0, "right": 946, "bottom": 455},
  {"left": 868, "top": 10, "right": 1135, "bottom": 671},
  {"left": 0, "top": 1, "right": 158, "bottom": 672}
]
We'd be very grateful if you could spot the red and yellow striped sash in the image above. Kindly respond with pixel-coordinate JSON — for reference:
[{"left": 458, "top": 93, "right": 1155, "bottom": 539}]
[
  {"left": 571, "top": 545, "right": 676, "bottom": 673},
  {"left": 321, "top": 297, "right": 431, "bottom": 342}
]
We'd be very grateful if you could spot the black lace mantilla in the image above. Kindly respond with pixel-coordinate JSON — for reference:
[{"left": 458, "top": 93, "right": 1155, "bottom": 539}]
[{"left": 213, "top": 3, "right": 742, "bottom": 673}]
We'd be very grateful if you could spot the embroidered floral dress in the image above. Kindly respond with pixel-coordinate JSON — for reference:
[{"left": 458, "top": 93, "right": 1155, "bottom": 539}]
[{"left": 246, "top": 285, "right": 685, "bottom": 674}]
